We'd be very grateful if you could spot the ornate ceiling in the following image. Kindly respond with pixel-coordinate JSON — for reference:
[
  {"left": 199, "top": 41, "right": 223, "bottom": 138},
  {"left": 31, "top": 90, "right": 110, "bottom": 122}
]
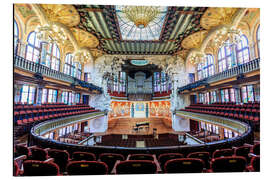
[
  {"left": 73, "top": 5, "right": 207, "bottom": 55},
  {"left": 15, "top": 4, "right": 245, "bottom": 57}
]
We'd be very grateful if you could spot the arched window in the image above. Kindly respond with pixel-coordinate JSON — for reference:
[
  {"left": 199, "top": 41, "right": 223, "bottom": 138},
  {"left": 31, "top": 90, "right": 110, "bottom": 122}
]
[
  {"left": 236, "top": 35, "right": 250, "bottom": 64},
  {"left": 64, "top": 53, "right": 76, "bottom": 76},
  {"left": 26, "top": 31, "right": 41, "bottom": 63},
  {"left": 77, "top": 62, "right": 82, "bottom": 79},
  {"left": 45, "top": 42, "right": 61, "bottom": 71},
  {"left": 14, "top": 21, "right": 19, "bottom": 53},
  {"left": 197, "top": 54, "right": 215, "bottom": 80},
  {"left": 256, "top": 25, "right": 260, "bottom": 57},
  {"left": 218, "top": 40, "right": 233, "bottom": 72}
]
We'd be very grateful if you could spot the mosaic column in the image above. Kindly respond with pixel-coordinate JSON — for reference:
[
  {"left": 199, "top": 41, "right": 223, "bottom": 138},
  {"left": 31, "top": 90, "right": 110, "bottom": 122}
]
[
  {"left": 40, "top": 42, "right": 49, "bottom": 66},
  {"left": 36, "top": 84, "right": 44, "bottom": 105}
]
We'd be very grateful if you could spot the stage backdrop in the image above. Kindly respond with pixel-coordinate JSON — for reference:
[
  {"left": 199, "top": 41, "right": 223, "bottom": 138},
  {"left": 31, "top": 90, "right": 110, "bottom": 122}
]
[{"left": 109, "top": 101, "right": 171, "bottom": 118}]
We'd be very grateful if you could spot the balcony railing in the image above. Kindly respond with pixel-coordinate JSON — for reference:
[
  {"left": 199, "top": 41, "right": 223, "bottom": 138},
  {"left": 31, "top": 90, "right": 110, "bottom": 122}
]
[
  {"left": 178, "top": 58, "right": 260, "bottom": 92},
  {"left": 14, "top": 55, "right": 102, "bottom": 93}
]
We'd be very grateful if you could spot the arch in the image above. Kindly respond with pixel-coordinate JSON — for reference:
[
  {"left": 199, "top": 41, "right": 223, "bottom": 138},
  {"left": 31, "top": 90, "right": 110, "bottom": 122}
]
[
  {"left": 255, "top": 25, "right": 260, "bottom": 57},
  {"left": 25, "top": 31, "right": 41, "bottom": 63},
  {"left": 236, "top": 34, "right": 250, "bottom": 64}
]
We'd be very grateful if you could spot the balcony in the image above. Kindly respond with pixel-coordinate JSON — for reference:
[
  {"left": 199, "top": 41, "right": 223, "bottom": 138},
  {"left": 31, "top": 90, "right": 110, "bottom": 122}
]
[
  {"left": 178, "top": 58, "right": 260, "bottom": 93},
  {"left": 14, "top": 55, "right": 102, "bottom": 93}
]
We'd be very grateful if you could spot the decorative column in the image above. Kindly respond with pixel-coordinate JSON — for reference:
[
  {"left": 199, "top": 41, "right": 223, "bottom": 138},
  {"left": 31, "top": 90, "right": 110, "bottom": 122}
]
[
  {"left": 57, "top": 89, "right": 62, "bottom": 103},
  {"left": 231, "top": 43, "right": 238, "bottom": 67},
  {"left": 40, "top": 42, "right": 49, "bottom": 66},
  {"left": 219, "top": 127, "right": 225, "bottom": 140}
]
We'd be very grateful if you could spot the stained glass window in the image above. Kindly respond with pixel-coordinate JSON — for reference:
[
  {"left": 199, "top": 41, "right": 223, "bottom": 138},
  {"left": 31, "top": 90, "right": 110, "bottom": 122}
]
[
  {"left": 14, "top": 21, "right": 19, "bottom": 53},
  {"left": 230, "top": 88, "right": 236, "bottom": 102},
  {"left": 64, "top": 53, "right": 76, "bottom": 76},
  {"left": 45, "top": 42, "right": 60, "bottom": 71},
  {"left": 198, "top": 54, "right": 215, "bottom": 80},
  {"left": 210, "top": 91, "right": 217, "bottom": 103},
  {"left": 77, "top": 62, "right": 82, "bottom": 80},
  {"left": 115, "top": 6, "right": 167, "bottom": 40},
  {"left": 20, "top": 85, "right": 36, "bottom": 104},
  {"left": 218, "top": 40, "right": 233, "bottom": 72},
  {"left": 236, "top": 35, "right": 250, "bottom": 64},
  {"left": 42, "top": 89, "right": 48, "bottom": 103},
  {"left": 26, "top": 32, "right": 41, "bottom": 63},
  {"left": 241, "top": 85, "right": 254, "bottom": 103},
  {"left": 61, "top": 91, "right": 68, "bottom": 104},
  {"left": 154, "top": 72, "right": 160, "bottom": 92},
  {"left": 48, "top": 89, "right": 57, "bottom": 103},
  {"left": 256, "top": 25, "right": 260, "bottom": 57},
  {"left": 220, "top": 89, "right": 229, "bottom": 102}
]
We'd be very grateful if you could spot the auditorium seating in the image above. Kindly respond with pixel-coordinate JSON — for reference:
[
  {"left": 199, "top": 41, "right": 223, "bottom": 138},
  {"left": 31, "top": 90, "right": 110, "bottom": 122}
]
[
  {"left": 14, "top": 102, "right": 99, "bottom": 127},
  {"left": 47, "top": 149, "right": 70, "bottom": 172},
  {"left": 13, "top": 141, "right": 260, "bottom": 176},
  {"left": 164, "top": 158, "right": 205, "bottom": 173},
  {"left": 158, "top": 153, "right": 184, "bottom": 170},
  {"left": 22, "top": 160, "right": 60, "bottom": 176},
  {"left": 72, "top": 151, "right": 96, "bottom": 161},
  {"left": 115, "top": 160, "right": 157, "bottom": 174},
  {"left": 129, "top": 154, "right": 154, "bottom": 161},
  {"left": 29, "top": 147, "right": 49, "bottom": 161},
  {"left": 187, "top": 152, "right": 210, "bottom": 169},
  {"left": 66, "top": 161, "right": 108, "bottom": 175},
  {"left": 210, "top": 156, "right": 247, "bottom": 172},
  {"left": 99, "top": 153, "right": 125, "bottom": 172},
  {"left": 181, "top": 102, "right": 260, "bottom": 127}
]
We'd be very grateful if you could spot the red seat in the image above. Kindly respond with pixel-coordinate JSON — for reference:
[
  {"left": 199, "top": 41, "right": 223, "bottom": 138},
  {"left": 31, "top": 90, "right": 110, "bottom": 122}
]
[
  {"left": 129, "top": 154, "right": 154, "bottom": 161},
  {"left": 72, "top": 151, "right": 96, "bottom": 161},
  {"left": 30, "top": 147, "right": 49, "bottom": 161},
  {"left": 66, "top": 161, "right": 108, "bottom": 175},
  {"left": 23, "top": 160, "right": 60, "bottom": 176},
  {"left": 48, "top": 149, "right": 70, "bottom": 172},
  {"left": 116, "top": 160, "right": 157, "bottom": 174},
  {"left": 247, "top": 155, "right": 260, "bottom": 172},
  {"left": 99, "top": 153, "right": 125, "bottom": 172},
  {"left": 158, "top": 153, "right": 184, "bottom": 170},
  {"left": 187, "top": 151, "right": 210, "bottom": 168},
  {"left": 210, "top": 156, "right": 247, "bottom": 172},
  {"left": 164, "top": 158, "right": 204, "bottom": 173},
  {"left": 212, "top": 148, "right": 234, "bottom": 158}
]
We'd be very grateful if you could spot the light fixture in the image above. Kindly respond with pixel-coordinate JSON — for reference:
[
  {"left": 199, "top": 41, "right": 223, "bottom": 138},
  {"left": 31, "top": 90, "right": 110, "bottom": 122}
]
[
  {"left": 73, "top": 50, "right": 92, "bottom": 63},
  {"left": 122, "top": 6, "right": 160, "bottom": 28}
]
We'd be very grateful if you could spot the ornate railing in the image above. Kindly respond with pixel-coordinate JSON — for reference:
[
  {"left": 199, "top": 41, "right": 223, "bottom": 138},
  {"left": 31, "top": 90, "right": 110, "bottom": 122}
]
[
  {"left": 14, "top": 55, "right": 102, "bottom": 93},
  {"left": 178, "top": 58, "right": 260, "bottom": 92}
]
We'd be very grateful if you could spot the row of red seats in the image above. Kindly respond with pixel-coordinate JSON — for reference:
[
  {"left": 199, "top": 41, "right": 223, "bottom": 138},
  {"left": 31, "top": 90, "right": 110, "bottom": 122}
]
[
  {"left": 190, "top": 102, "right": 260, "bottom": 110},
  {"left": 14, "top": 143, "right": 260, "bottom": 175},
  {"left": 108, "top": 91, "right": 126, "bottom": 97},
  {"left": 14, "top": 104, "right": 99, "bottom": 126},
  {"left": 153, "top": 91, "right": 172, "bottom": 97},
  {"left": 182, "top": 103, "right": 260, "bottom": 124}
]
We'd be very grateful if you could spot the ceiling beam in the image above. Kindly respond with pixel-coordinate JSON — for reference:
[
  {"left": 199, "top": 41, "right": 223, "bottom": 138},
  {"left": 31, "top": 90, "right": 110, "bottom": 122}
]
[{"left": 77, "top": 8, "right": 103, "bottom": 12}]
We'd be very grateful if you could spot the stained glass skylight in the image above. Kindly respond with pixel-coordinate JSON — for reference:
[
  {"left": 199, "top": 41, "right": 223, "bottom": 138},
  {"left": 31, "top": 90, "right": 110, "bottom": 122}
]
[{"left": 115, "top": 6, "right": 168, "bottom": 41}]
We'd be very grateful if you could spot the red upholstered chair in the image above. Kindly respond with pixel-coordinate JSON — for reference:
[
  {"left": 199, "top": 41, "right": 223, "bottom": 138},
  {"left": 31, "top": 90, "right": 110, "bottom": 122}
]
[
  {"left": 212, "top": 148, "right": 234, "bottom": 158},
  {"left": 66, "top": 161, "right": 108, "bottom": 175},
  {"left": 210, "top": 156, "right": 247, "bottom": 172},
  {"left": 48, "top": 149, "right": 70, "bottom": 172},
  {"left": 252, "top": 143, "right": 260, "bottom": 155},
  {"left": 116, "top": 160, "right": 157, "bottom": 174},
  {"left": 99, "top": 153, "right": 125, "bottom": 173},
  {"left": 15, "top": 145, "right": 31, "bottom": 158},
  {"left": 128, "top": 154, "right": 154, "bottom": 161},
  {"left": 22, "top": 160, "right": 60, "bottom": 176},
  {"left": 187, "top": 151, "right": 210, "bottom": 169},
  {"left": 233, "top": 146, "right": 251, "bottom": 160},
  {"left": 247, "top": 155, "right": 260, "bottom": 172},
  {"left": 30, "top": 147, "right": 49, "bottom": 161},
  {"left": 72, "top": 151, "right": 96, "bottom": 161},
  {"left": 158, "top": 153, "right": 184, "bottom": 171},
  {"left": 164, "top": 158, "right": 204, "bottom": 173}
]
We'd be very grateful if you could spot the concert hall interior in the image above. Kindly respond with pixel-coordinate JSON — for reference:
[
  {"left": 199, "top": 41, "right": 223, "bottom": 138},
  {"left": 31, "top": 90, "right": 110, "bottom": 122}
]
[{"left": 13, "top": 3, "right": 260, "bottom": 176}]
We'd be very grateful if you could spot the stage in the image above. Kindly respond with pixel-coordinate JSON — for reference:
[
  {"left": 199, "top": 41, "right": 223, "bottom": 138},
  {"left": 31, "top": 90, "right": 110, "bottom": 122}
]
[{"left": 104, "top": 117, "right": 179, "bottom": 135}]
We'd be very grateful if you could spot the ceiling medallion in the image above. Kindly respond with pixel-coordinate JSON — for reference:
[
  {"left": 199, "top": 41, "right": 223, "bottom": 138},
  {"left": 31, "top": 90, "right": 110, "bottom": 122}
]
[{"left": 122, "top": 6, "right": 160, "bottom": 28}]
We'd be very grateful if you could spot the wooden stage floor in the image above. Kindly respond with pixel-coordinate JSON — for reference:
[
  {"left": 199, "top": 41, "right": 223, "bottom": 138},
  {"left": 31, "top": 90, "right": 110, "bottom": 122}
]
[{"left": 99, "top": 117, "right": 180, "bottom": 135}]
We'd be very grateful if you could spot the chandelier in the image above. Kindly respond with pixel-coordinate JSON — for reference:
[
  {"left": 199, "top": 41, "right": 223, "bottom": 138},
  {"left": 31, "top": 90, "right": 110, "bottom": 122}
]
[
  {"left": 35, "top": 24, "right": 67, "bottom": 44},
  {"left": 73, "top": 50, "right": 92, "bottom": 63},
  {"left": 211, "top": 27, "right": 242, "bottom": 47},
  {"left": 122, "top": 6, "right": 160, "bottom": 28},
  {"left": 189, "top": 52, "right": 206, "bottom": 64}
]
